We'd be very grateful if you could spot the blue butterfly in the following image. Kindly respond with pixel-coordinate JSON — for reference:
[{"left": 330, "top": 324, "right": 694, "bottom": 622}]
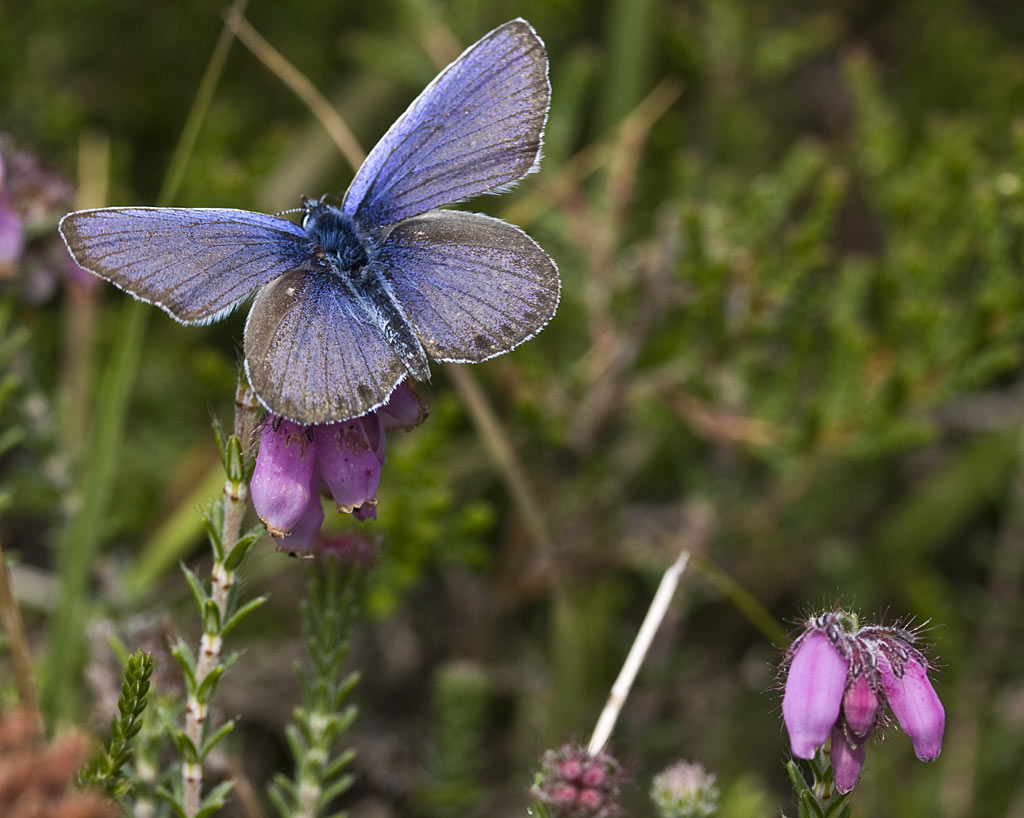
[{"left": 59, "top": 19, "right": 558, "bottom": 424}]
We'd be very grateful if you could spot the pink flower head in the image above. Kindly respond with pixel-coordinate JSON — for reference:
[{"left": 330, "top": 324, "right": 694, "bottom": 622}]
[
  {"left": 780, "top": 611, "right": 945, "bottom": 794},
  {"left": 250, "top": 383, "right": 426, "bottom": 549},
  {"left": 782, "top": 629, "right": 849, "bottom": 758},
  {"left": 532, "top": 743, "right": 622, "bottom": 817}
]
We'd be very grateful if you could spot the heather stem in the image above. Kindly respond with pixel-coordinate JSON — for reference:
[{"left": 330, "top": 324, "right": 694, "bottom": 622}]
[{"left": 181, "top": 381, "right": 261, "bottom": 818}]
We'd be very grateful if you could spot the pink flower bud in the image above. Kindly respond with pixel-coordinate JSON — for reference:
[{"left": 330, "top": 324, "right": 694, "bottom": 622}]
[
  {"left": 830, "top": 726, "right": 866, "bottom": 793},
  {"left": 842, "top": 673, "right": 878, "bottom": 738},
  {"left": 577, "top": 788, "right": 603, "bottom": 809},
  {"left": 250, "top": 418, "right": 317, "bottom": 537},
  {"left": 315, "top": 420, "right": 382, "bottom": 514},
  {"left": 782, "top": 630, "right": 849, "bottom": 758},
  {"left": 877, "top": 652, "right": 944, "bottom": 761},
  {"left": 580, "top": 761, "right": 606, "bottom": 787},
  {"left": 558, "top": 758, "right": 583, "bottom": 780},
  {"left": 378, "top": 382, "right": 427, "bottom": 431},
  {"left": 550, "top": 784, "right": 578, "bottom": 805}
]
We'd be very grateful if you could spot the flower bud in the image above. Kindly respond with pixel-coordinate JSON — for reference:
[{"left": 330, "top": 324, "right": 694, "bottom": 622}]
[
  {"left": 250, "top": 418, "right": 316, "bottom": 537},
  {"left": 650, "top": 760, "right": 719, "bottom": 818},
  {"left": 877, "top": 652, "right": 945, "bottom": 761},
  {"left": 830, "top": 726, "right": 866, "bottom": 794},
  {"left": 782, "top": 630, "right": 849, "bottom": 758},
  {"left": 842, "top": 673, "right": 878, "bottom": 739},
  {"left": 378, "top": 382, "right": 427, "bottom": 431}
]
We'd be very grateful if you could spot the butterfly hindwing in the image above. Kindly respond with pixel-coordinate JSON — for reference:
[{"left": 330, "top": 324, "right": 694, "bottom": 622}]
[
  {"left": 377, "top": 209, "right": 559, "bottom": 362},
  {"left": 244, "top": 270, "right": 407, "bottom": 424},
  {"left": 59, "top": 207, "right": 310, "bottom": 324},
  {"left": 343, "top": 19, "right": 549, "bottom": 229}
]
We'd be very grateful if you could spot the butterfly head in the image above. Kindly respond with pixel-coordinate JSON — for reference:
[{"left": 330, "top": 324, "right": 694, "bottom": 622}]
[{"left": 302, "top": 199, "right": 375, "bottom": 281}]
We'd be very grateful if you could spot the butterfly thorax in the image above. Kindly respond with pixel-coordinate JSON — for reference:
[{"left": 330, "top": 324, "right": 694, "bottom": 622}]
[{"left": 302, "top": 202, "right": 430, "bottom": 382}]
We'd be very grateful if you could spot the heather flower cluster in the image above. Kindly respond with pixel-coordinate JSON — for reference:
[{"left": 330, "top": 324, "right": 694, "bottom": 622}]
[
  {"left": 0, "top": 135, "right": 87, "bottom": 295},
  {"left": 649, "top": 760, "right": 719, "bottom": 818},
  {"left": 781, "top": 610, "right": 945, "bottom": 792},
  {"left": 250, "top": 382, "right": 425, "bottom": 552},
  {"left": 531, "top": 744, "right": 623, "bottom": 818}
]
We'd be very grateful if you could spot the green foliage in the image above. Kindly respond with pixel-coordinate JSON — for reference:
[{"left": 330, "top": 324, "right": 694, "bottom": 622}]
[
  {"left": 269, "top": 559, "right": 363, "bottom": 818},
  {"left": 76, "top": 649, "right": 154, "bottom": 798},
  {"left": 416, "top": 661, "right": 490, "bottom": 818}
]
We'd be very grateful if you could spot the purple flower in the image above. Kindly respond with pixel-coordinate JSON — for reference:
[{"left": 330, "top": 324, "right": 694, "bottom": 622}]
[
  {"left": 780, "top": 610, "right": 945, "bottom": 792},
  {"left": 250, "top": 419, "right": 317, "bottom": 537},
  {"left": 532, "top": 744, "right": 622, "bottom": 818},
  {"left": 782, "top": 630, "right": 848, "bottom": 759},
  {"left": 830, "top": 725, "right": 866, "bottom": 794},
  {"left": 250, "top": 382, "right": 425, "bottom": 552},
  {"left": 842, "top": 673, "right": 878, "bottom": 739},
  {"left": 877, "top": 650, "right": 945, "bottom": 762}
]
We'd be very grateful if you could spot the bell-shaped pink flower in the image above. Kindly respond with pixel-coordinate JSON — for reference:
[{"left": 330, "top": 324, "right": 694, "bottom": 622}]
[
  {"left": 877, "top": 652, "right": 945, "bottom": 761},
  {"left": 273, "top": 469, "right": 324, "bottom": 554},
  {"left": 842, "top": 673, "right": 878, "bottom": 739},
  {"left": 782, "top": 630, "right": 849, "bottom": 758},
  {"left": 378, "top": 381, "right": 427, "bottom": 430},
  {"left": 315, "top": 419, "right": 382, "bottom": 515},
  {"left": 830, "top": 726, "right": 866, "bottom": 794},
  {"left": 250, "top": 418, "right": 317, "bottom": 537}
]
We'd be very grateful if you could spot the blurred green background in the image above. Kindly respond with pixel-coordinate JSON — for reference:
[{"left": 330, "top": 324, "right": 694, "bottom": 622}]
[{"left": 3, "top": 0, "right": 1024, "bottom": 815}]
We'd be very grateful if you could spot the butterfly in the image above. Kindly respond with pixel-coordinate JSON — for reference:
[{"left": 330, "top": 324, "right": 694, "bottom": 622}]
[{"left": 59, "top": 18, "right": 558, "bottom": 425}]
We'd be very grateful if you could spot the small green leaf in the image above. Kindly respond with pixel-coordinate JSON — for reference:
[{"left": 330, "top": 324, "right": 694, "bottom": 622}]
[
  {"left": 203, "top": 598, "right": 221, "bottom": 635},
  {"left": 223, "top": 526, "right": 263, "bottom": 570},
  {"left": 181, "top": 563, "right": 209, "bottom": 617},
  {"left": 171, "top": 642, "right": 197, "bottom": 690},
  {"left": 200, "top": 719, "right": 235, "bottom": 758},
  {"left": 787, "top": 759, "right": 811, "bottom": 795},
  {"left": 156, "top": 786, "right": 189, "bottom": 818},
  {"left": 196, "top": 665, "right": 226, "bottom": 703},
  {"left": 221, "top": 595, "right": 268, "bottom": 637},
  {"left": 197, "top": 779, "right": 235, "bottom": 817},
  {"left": 225, "top": 435, "right": 244, "bottom": 483}
]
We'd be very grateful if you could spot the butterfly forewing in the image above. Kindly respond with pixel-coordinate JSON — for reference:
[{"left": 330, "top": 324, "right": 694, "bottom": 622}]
[
  {"left": 343, "top": 19, "right": 549, "bottom": 228},
  {"left": 377, "top": 210, "right": 559, "bottom": 362},
  {"left": 244, "top": 271, "right": 408, "bottom": 424},
  {"left": 59, "top": 207, "right": 311, "bottom": 324}
]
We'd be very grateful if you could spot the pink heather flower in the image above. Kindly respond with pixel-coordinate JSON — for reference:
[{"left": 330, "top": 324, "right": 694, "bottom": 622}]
[
  {"left": 842, "top": 673, "right": 878, "bottom": 739},
  {"left": 876, "top": 650, "right": 945, "bottom": 761},
  {"left": 830, "top": 725, "right": 866, "bottom": 794},
  {"left": 532, "top": 744, "right": 622, "bottom": 818},
  {"left": 649, "top": 760, "right": 719, "bottom": 818},
  {"left": 251, "top": 419, "right": 316, "bottom": 537},
  {"left": 316, "top": 418, "right": 382, "bottom": 514},
  {"left": 780, "top": 610, "right": 945, "bottom": 794},
  {"left": 251, "top": 383, "right": 425, "bottom": 547},
  {"left": 782, "top": 630, "right": 849, "bottom": 758}
]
